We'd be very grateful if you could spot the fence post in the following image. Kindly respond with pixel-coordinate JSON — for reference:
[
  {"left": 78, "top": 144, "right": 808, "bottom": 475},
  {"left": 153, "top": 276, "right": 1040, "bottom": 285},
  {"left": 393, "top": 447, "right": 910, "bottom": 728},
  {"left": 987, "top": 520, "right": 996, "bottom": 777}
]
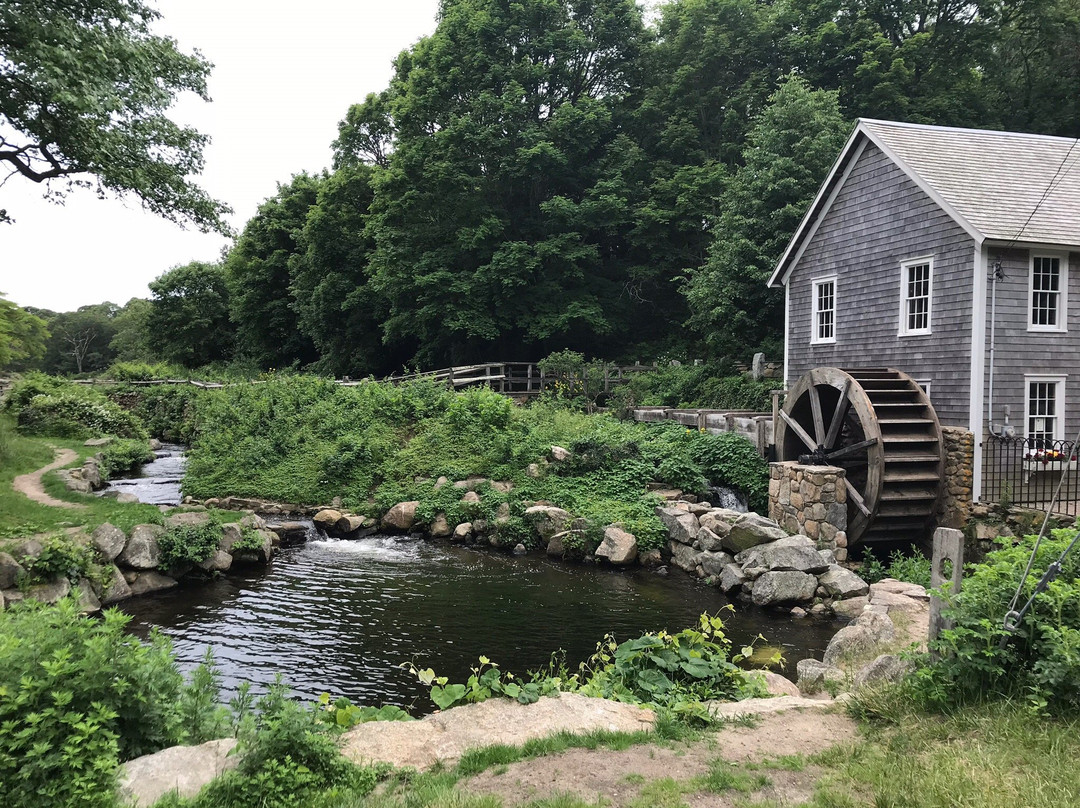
[{"left": 929, "top": 527, "right": 964, "bottom": 658}]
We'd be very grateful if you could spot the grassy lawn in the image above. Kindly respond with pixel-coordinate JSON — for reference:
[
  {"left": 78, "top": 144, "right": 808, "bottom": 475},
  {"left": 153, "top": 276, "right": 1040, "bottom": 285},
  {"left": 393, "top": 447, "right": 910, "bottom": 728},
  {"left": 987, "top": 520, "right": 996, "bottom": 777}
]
[{"left": 0, "top": 417, "right": 167, "bottom": 539}]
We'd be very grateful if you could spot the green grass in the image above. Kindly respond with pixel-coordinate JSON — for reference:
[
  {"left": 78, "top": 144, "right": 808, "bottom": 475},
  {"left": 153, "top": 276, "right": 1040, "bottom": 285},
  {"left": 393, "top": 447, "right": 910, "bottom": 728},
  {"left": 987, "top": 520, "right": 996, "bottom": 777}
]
[{"left": 454, "top": 728, "right": 659, "bottom": 777}]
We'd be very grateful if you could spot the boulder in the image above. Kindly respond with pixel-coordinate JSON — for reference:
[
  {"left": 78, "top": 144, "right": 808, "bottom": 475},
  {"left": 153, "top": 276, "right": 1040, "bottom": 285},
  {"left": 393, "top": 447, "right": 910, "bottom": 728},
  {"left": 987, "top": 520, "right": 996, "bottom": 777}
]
[
  {"left": 756, "top": 535, "right": 829, "bottom": 574},
  {"left": 550, "top": 445, "right": 571, "bottom": 462},
  {"left": 128, "top": 572, "right": 178, "bottom": 597},
  {"left": 81, "top": 460, "right": 102, "bottom": 489},
  {"left": 98, "top": 565, "right": 133, "bottom": 604},
  {"left": 699, "top": 550, "right": 734, "bottom": 578},
  {"left": 722, "top": 512, "right": 788, "bottom": 553},
  {"left": 92, "top": 523, "right": 128, "bottom": 562},
  {"left": 871, "top": 579, "right": 930, "bottom": 601},
  {"left": 382, "top": 501, "right": 420, "bottom": 531},
  {"left": 494, "top": 502, "right": 511, "bottom": 525},
  {"left": 491, "top": 481, "right": 514, "bottom": 493},
  {"left": 25, "top": 577, "right": 73, "bottom": 605},
  {"left": 853, "top": 610, "right": 896, "bottom": 645},
  {"left": 452, "top": 477, "right": 488, "bottom": 491},
  {"left": 430, "top": 513, "right": 452, "bottom": 538},
  {"left": 452, "top": 522, "right": 473, "bottom": 542},
  {"left": 313, "top": 509, "right": 344, "bottom": 532},
  {"left": 751, "top": 571, "right": 818, "bottom": 606},
  {"left": 822, "top": 625, "right": 882, "bottom": 668},
  {"left": 85, "top": 437, "right": 113, "bottom": 447},
  {"left": 268, "top": 521, "right": 311, "bottom": 545},
  {"left": 218, "top": 524, "right": 243, "bottom": 554},
  {"left": 198, "top": 551, "right": 233, "bottom": 573},
  {"left": 77, "top": 578, "right": 101, "bottom": 613},
  {"left": 656, "top": 506, "right": 699, "bottom": 546},
  {"left": 526, "top": 463, "right": 542, "bottom": 479},
  {"left": 818, "top": 549, "right": 837, "bottom": 566},
  {"left": 747, "top": 670, "right": 801, "bottom": 697},
  {"left": 460, "top": 490, "right": 481, "bottom": 505},
  {"left": 696, "top": 527, "right": 725, "bottom": 552},
  {"left": 652, "top": 488, "right": 683, "bottom": 501},
  {"left": 667, "top": 541, "right": 700, "bottom": 573},
  {"left": 434, "top": 476, "right": 449, "bottom": 490},
  {"left": 796, "top": 659, "right": 845, "bottom": 694},
  {"left": 115, "top": 492, "right": 140, "bottom": 504},
  {"left": 524, "top": 506, "right": 572, "bottom": 542},
  {"left": 118, "top": 738, "right": 239, "bottom": 807},
  {"left": 0, "top": 551, "right": 23, "bottom": 590},
  {"left": 8, "top": 538, "right": 43, "bottom": 562},
  {"left": 165, "top": 511, "right": 212, "bottom": 530},
  {"left": 699, "top": 509, "right": 741, "bottom": 537},
  {"left": 594, "top": 526, "right": 638, "bottom": 566},
  {"left": 832, "top": 596, "right": 870, "bottom": 619},
  {"left": 818, "top": 566, "right": 870, "bottom": 599},
  {"left": 335, "top": 514, "right": 367, "bottom": 535},
  {"left": 118, "top": 525, "right": 165, "bottom": 570},
  {"left": 639, "top": 548, "right": 663, "bottom": 568},
  {"left": 719, "top": 563, "right": 746, "bottom": 594},
  {"left": 232, "top": 530, "right": 274, "bottom": 564},
  {"left": 854, "top": 654, "right": 913, "bottom": 690}
]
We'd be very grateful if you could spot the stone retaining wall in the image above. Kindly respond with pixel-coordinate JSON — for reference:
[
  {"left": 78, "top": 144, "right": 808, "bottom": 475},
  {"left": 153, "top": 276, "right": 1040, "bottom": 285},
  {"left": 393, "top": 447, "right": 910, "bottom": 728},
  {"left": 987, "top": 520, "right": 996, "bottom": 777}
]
[
  {"left": 768, "top": 462, "right": 848, "bottom": 560},
  {"left": 938, "top": 426, "right": 974, "bottom": 529}
]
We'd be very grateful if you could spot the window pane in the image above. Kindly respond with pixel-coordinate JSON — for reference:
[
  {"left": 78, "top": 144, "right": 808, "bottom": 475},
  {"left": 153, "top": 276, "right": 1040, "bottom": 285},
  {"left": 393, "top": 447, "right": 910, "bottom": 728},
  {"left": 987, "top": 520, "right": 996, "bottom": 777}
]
[
  {"left": 903, "top": 262, "right": 930, "bottom": 333},
  {"left": 1031, "top": 257, "right": 1060, "bottom": 327}
]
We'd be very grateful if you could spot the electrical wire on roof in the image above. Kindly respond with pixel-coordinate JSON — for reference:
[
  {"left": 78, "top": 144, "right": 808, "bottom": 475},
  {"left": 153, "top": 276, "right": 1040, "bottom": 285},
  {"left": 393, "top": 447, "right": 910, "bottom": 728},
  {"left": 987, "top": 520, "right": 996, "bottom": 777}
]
[{"left": 1002, "top": 136, "right": 1080, "bottom": 250}]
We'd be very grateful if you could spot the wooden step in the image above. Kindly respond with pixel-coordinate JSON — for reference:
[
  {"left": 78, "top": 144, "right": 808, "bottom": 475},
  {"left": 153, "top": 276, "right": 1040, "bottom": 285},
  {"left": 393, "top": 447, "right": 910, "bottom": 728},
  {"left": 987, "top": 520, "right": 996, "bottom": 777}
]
[{"left": 884, "top": 470, "right": 941, "bottom": 483}]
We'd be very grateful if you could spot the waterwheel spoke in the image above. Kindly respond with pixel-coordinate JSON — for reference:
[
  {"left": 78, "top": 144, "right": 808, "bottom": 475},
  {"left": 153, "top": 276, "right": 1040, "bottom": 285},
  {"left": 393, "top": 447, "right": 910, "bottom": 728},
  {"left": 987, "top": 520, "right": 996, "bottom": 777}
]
[
  {"left": 780, "top": 409, "right": 818, "bottom": 452},
  {"left": 823, "top": 379, "right": 851, "bottom": 450},
  {"left": 845, "top": 478, "right": 871, "bottom": 517},
  {"left": 809, "top": 385, "right": 826, "bottom": 445},
  {"left": 825, "top": 437, "right": 878, "bottom": 462}
]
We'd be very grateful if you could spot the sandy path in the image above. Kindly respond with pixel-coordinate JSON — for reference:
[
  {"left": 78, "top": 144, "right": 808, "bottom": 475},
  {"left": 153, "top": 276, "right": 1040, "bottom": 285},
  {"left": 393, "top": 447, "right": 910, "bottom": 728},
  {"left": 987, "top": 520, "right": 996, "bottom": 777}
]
[{"left": 12, "top": 447, "right": 86, "bottom": 509}]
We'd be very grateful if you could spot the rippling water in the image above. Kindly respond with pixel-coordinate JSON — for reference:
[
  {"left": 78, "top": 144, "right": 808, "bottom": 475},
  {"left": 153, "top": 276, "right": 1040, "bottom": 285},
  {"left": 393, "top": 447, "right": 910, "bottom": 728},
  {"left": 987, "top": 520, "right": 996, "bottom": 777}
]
[
  {"left": 121, "top": 533, "right": 838, "bottom": 712},
  {"left": 101, "top": 444, "right": 186, "bottom": 505}
]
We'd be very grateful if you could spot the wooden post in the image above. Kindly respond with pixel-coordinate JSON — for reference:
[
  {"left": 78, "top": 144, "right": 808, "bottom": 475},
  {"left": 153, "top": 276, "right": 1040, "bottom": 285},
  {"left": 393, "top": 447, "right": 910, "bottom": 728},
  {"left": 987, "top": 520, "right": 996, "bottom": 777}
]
[
  {"left": 604, "top": 367, "right": 610, "bottom": 394},
  {"left": 447, "top": 367, "right": 455, "bottom": 389},
  {"left": 929, "top": 527, "right": 964, "bottom": 656}
]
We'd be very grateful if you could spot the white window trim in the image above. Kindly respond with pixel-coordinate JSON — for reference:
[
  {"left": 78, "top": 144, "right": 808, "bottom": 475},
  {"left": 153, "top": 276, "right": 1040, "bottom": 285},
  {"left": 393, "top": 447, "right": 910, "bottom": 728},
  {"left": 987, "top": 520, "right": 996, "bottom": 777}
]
[
  {"left": 1028, "top": 252, "right": 1068, "bottom": 333},
  {"left": 811, "top": 275, "right": 837, "bottom": 345},
  {"left": 1024, "top": 374, "right": 1066, "bottom": 442},
  {"left": 898, "top": 256, "right": 934, "bottom": 336},
  {"left": 915, "top": 379, "right": 931, "bottom": 400}
]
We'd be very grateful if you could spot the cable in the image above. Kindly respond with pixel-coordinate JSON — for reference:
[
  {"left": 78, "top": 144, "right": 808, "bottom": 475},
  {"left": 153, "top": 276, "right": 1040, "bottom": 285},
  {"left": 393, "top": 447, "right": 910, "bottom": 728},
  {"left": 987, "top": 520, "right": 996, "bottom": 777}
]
[{"left": 1001, "top": 137, "right": 1080, "bottom": 250}]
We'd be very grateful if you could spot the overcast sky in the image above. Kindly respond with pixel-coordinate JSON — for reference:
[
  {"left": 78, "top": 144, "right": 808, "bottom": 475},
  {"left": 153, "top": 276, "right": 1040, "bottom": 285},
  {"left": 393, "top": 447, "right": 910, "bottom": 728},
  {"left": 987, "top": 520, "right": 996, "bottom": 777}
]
[{"left": 1, "top": 0, "right": 441, "bottom": 312}]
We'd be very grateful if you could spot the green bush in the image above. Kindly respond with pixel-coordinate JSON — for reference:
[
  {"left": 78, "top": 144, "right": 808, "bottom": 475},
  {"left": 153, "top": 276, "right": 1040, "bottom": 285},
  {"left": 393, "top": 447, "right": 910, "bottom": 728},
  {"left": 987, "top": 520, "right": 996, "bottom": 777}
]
[
  {"left": 914, "top": 529, "right": 1080, "bottom": 714},
  {"left": 0, "top": 601, "right": 186, "bottom": 808},
  {"left": 157, "top": 523, "right": 221, "bottom": 569},
  {"left": 99, "top": 439, "right": 154, "bottom": 479},
  {"left": 859, "top": 549, "right": 932, "bottom": 589},
  {"left": 104, "top": 361, "right": 186, "bottom": 382},
  {"left": 22, "top": 534, "right": 95, "bottom": 584},
  {"left": 611, "top": 361, "right": 776, "bottom": 411},
  {"left": 119, "top": 384, "right": 206, "bottom": 443}
]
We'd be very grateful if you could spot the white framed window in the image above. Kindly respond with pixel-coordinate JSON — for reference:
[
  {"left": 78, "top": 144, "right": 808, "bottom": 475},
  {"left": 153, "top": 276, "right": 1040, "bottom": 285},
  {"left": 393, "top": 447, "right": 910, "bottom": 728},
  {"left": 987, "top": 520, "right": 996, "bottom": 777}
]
[
  {"left": 899, "top": 257, "right": 933, "bottom": 336},
  {"left": 1029, "top": 253, "right": 1067, "bottom": 332},
  {"left": 915, "top": 379, "right": 931, "bottom": 400},
  {"left": 1025, "top": 375, "right": 1066, "bottom": 445},
  {"left": 811, "top": 276, "right": 836, "bottom": 344}
]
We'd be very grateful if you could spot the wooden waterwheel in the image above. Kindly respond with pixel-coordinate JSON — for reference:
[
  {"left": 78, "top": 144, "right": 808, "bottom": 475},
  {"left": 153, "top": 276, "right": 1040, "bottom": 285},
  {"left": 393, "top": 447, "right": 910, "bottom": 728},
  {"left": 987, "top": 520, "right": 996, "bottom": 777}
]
[{"left": 774, "top": 367, "right": 944, "bottom": 548}]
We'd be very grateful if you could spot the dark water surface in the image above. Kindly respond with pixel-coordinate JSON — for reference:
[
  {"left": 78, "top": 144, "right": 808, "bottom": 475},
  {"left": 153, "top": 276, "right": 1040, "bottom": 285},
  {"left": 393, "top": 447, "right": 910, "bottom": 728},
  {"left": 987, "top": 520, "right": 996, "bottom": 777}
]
[{"left": 121, "top": 533, "right": 838, "bottom": 711}]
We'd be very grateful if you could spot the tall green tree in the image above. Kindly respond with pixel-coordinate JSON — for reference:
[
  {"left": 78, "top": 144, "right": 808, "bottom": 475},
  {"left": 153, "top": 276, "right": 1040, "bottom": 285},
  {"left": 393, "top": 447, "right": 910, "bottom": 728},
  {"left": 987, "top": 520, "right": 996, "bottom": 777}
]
[
  {"left": 366, "top": 0, "right": 654, "bottom": 366},
  {"left": 147, "top": 262, "right": 234, "bottom": 367},
  {"left": 109, "top": 298, "right": 154, "bottom": 362},
  {"left": 685, "top": 75, "right": 849, "bottom": 360},
  {"left": 0, "top": 294, "right": 48, "bottom": 370},
  {"left": 224, "top": 173, "right": 322, "bottom": 369},
  {"left": 0, "top": 0, "right": 229, "bottom": 230},
  {"left": 41, "top": 303, "right": 119, "bottom": 374}
]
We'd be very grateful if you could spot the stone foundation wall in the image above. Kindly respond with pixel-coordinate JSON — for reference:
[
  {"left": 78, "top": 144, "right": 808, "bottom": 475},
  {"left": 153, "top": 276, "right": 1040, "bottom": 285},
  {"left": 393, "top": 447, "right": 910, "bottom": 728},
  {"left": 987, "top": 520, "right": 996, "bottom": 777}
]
[
  {"left": 938, "top": 426, "right": 974, "bottom": 529},
  {"left": 769, "top": 462, "right": 849, "bottom": 560}
]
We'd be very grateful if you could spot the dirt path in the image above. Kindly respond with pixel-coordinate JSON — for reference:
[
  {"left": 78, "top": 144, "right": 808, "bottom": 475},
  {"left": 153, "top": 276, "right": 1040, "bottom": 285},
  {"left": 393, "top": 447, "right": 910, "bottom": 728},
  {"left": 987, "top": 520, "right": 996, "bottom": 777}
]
[
  {"left": 12, "top": 447, "right": 86, "bottom": 509},
  {"left": 461, "top": 706, "right": 859, "bottom": 807}
]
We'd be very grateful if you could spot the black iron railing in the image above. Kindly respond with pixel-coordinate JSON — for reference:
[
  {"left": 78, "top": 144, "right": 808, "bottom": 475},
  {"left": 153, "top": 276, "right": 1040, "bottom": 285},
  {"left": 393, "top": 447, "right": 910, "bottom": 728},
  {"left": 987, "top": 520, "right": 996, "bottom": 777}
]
[{"left": 983, "top": 435, "right": 1080, "bottom": 513}]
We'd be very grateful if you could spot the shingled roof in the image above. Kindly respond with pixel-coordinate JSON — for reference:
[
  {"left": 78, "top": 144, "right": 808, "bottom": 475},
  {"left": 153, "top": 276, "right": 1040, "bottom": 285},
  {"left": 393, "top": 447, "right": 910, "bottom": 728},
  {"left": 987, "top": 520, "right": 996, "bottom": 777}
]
[{"left": 770, "top": 119, "right": 1080, "bottom": 286}]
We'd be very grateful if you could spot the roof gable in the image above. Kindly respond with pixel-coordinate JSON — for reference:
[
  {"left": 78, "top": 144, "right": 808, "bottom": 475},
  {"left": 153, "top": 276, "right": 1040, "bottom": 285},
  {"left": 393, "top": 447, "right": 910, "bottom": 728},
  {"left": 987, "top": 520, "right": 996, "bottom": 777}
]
[{"left": 770, "top": 119, "right": 1080, "bottom": 287}]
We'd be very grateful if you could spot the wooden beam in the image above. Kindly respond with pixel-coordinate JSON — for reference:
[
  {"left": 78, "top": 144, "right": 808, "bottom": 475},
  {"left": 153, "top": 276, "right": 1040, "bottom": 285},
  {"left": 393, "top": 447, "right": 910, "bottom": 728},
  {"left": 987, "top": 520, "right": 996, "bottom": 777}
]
[
  {"left": 845, "top": 478, "right": 871, "bottom": 517},
  {"left": 823, "top": 378, "right": 851, "bottom": 450},
  {"left": 809, "top": 384, "right": 826, "bottom": 444},
  {"left": 779, "top": 409, "right": 817, "bottom": 452}
]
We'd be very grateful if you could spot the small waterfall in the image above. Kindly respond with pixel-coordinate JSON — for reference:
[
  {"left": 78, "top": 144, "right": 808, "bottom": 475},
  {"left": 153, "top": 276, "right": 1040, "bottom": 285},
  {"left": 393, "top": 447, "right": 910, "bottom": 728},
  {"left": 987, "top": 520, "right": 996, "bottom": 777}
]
[{"left": 708, "top": 485, "right": 748, "bottom": 512}]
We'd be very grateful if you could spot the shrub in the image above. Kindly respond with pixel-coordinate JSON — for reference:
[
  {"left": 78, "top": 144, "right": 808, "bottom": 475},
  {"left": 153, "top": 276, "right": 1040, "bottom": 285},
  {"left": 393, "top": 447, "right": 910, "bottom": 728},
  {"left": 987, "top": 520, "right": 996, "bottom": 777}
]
[
  {"left": 860, "top": 549, "right": 932, "bottom": 589},
  {"left": 23, "top": 534, "right": 95, "bottom": 584},
  {"left": 157, "top": 523, "right": 221, "bottom": 569},
  {"left": 99, "top": 438, "right": 154, "bottom": 479},
  {"left": 0, "top": 601, "right": 186, "bottom": 808},
  {"left": 914, "top": 529, "right": 1080, "bottom": 714},
  {"left": 121, "top": 384, "right": 205, "bottom": 443}
]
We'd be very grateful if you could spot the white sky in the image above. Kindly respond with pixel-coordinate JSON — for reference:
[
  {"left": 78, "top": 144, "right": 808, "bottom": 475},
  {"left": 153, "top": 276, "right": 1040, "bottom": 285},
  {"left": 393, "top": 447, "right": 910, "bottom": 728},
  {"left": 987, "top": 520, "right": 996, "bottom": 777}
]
[{"left": 1, "top": 0, "right": 441, "bottom": 312}]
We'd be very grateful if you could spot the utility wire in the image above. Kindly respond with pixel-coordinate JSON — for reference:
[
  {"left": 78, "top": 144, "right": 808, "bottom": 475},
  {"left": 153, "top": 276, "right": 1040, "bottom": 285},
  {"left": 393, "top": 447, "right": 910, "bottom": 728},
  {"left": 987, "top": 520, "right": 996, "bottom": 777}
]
[{"left": 1001, "top": 136, "right": 1080, "bottom": 251}]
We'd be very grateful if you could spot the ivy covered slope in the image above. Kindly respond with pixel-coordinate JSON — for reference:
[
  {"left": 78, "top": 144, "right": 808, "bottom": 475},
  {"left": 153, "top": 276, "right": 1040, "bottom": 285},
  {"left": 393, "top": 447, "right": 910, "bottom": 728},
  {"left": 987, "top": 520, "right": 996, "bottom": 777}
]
[{"left": 182, "top": 377, "right": 768, "bottom": 550}]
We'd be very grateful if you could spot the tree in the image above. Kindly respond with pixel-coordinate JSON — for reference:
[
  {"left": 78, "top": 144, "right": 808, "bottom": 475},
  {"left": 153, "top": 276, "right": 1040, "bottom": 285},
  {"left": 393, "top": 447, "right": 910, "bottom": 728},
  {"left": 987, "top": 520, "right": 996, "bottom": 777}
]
[
  {"left": 0, "top": 0, "right": 230, "bottom": 231},
  {"left": 224, "top": 173, "right": 322, "bottom": 369},
  {"left": 109, "top": 298, "right": 154, "bottom": 362},
  {"left": 333, "top": 92, "right": 395, "bottom": 169},
  {"left": 147, "top": 262, "right": 234, "bottom": 367},
  {"left": 41, "top": 303, "right": 119, "bottom": 374},
  {"left": 0, "top": 294, "right": 48, "bottom": 370},
  {"left": 685, "top": 75, "right": 850, "bottom": 360}
]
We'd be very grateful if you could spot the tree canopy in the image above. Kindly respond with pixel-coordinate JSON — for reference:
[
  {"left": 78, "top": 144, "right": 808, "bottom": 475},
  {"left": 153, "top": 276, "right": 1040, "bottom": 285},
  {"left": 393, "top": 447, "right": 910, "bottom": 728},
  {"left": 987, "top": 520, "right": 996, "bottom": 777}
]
[
  {"left": 0, "top": 294, "right": 48, "bottom": 370},
  {"left": 0, "top": 0, "right": 230, "bottom": 231},
  {"left": 147, "top": 262, "right": 234, "bottom": 367}
]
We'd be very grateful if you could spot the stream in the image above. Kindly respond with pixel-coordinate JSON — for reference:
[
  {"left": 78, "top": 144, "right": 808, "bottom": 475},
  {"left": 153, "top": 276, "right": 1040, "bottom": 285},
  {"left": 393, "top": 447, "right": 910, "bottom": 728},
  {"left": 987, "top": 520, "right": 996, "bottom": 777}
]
[{"left": 114, "top": 449, "right": 838, "bottom": 711}]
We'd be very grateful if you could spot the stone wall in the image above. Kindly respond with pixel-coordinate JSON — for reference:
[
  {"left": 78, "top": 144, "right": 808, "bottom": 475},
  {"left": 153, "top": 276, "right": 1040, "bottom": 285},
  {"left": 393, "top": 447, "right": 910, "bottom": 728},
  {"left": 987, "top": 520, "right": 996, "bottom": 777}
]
[
  {"left": 769, "top": 462, "right": 849, "bottom": 560},
  {"left": 938, "top": 426, "right": 974, "bottom": 529}
]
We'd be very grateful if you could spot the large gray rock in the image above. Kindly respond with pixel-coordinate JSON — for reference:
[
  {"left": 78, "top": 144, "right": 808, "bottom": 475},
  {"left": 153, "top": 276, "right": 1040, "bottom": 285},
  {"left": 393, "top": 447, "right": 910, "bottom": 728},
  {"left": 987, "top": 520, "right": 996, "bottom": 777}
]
[
  {"left": 656, "top": 507, "right": 700, "bottom": 546},
  {"left": 854, "top": 654, "right": 913, "bottom": 690},
  {"left": 871, "top": 578, "right": 930, "bottom": 600},
  {"left": 77, "top": 578, "right": 101, "bottom": 613},
  {"left": 119, "top": 738, "right": 239, "bottom": 806},
  {"left": 752, "top": 535, "right": 829, "bottom": 574},
  {"left": 312, "top": 508, "right": 344, "bottom": 532},
  {"left": 853, "top": 610, "right": 896, "bottom": 644},
  {"left": 98, "top": 564, "right": 133, "bottom": 604},
  {"left": 818, "top": 565, "right": 870, "bottom": 599},
  {"left": 218, "top": 524, "right": 243, "bottom": 554},
  {"left": 91, "top": 523, "right": 127, "bottom": 562},
  {"left": 722, "top": 512, "right": 788, "bottom": 553},
  {"left": 832, "top": 595, "right": 869, "bottom": 619},
  {"left": 822, "top": 625, "right": 878, "bottom": 667},
  {"left": 430, "top": 513, "right": 452, "bottom": 538},
  {"left": 453, "top": 522, "right": 473, "bottom": 542},
  {"left": 231, "top": 529, "right": 275, "bottom": 564},
  {"left": 9, "top": 538, "right": 43, "bottom": 562},
  {"left": 719, "top": 563, "right": 746, "bottom": 594},
  {"left": 0, "top": 551, "right": 23, "bottom": 590},
  {"left": 382, "top": 502, "right": 420, "bottom": 531},
  {"left": 747, "top": 670, "right": 801, "bottom": 697},
  {"left": 796, "top": 659, "right": 845, "bottom": 694},
  {"left": 696, "top": 526, "right": 725, "bottom": 552},
  {"left": 524, "top": 506, "right": 572, "bottom": 542},
  {"left": 198, "top": 550, "right": 233, "bottom": 572},
  {"left": 699, "top": 550, "right": 734, "bottom": 578},
  {"left": 118, "top": 525, "right": 164, "bottom": 570},
  {"left": 335, "top": 515, "right": 367, "bottom": 535},
  {"left": 23, "top": 577, "right": 72, "bottom": 605},
  {"left": 165, "top": 511, "right": 212, "bottom": 530},
  {"left": 594, "top": 526, "right": 638, "bottom": 566},
  {"left": 128, "top": 572, "right": 178, "bottom": 597},
  {"left": 699, "top": 508, "right": 741, "bottom": 538},
  {"left": 667, "top": 540, "right": 700, "bottom": 573},
  {"left": 751, "top": 570, "right": 818, "bottom": 606}
]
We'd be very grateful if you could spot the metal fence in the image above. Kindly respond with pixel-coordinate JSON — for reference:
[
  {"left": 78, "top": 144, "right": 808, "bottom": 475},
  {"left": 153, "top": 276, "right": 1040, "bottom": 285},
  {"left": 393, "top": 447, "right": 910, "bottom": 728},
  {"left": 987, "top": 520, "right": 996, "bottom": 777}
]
[{"left": 982, "top": 435, "right": 1080, "bottom": 514}]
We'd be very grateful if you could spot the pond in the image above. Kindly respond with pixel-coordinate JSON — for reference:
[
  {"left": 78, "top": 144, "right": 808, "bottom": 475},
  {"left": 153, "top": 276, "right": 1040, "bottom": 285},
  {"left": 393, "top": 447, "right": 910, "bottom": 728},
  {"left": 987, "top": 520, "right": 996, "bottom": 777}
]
[{"left": 120, "top": 531, "right": 837, "bottom": 712}]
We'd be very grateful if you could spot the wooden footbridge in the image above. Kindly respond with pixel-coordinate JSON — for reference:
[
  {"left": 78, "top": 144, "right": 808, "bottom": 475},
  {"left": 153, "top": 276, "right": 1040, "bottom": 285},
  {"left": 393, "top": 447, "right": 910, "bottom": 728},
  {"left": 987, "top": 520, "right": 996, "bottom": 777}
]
[{"left": 371, "top": 362, "right": 655, "bottom": 397}]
